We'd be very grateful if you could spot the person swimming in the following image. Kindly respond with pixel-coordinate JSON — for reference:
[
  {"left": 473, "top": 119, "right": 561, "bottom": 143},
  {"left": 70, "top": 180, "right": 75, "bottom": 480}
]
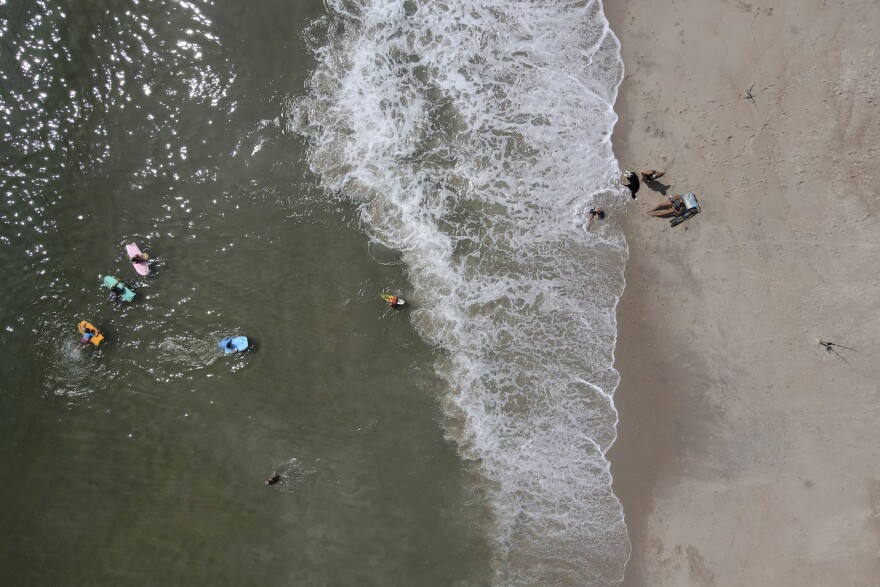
[
  {"left": 108, "top": 283, "right": 125, "bottom": 301},
  {"left": 79, "top": 330, "right": 95, "bottom": 347},
  {"left": 265, "top": 472, "right": 281, "bottom": 486}
]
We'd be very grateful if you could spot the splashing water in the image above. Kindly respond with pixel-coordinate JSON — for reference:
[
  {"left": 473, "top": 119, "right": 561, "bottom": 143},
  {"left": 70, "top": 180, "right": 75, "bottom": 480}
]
[{"left": 291, "top": 0, "right": 631, "bottom": 583}]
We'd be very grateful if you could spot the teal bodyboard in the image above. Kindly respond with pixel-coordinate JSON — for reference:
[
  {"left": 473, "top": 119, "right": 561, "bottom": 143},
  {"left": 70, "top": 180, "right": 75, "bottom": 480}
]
[{"left": 103, "top": 275, "right": 136, "bottom": 302}]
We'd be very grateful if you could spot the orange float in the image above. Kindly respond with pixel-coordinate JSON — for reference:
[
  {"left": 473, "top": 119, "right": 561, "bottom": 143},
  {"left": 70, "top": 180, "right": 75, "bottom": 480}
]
[{"left": 77, "top": 321, "right": 105, "bottom": 346}]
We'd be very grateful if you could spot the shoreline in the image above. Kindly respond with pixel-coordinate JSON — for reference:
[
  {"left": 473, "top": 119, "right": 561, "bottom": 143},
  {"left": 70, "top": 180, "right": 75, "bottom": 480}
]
[{"left": 605, "top": 0, "right": 880, "bottom": 584}]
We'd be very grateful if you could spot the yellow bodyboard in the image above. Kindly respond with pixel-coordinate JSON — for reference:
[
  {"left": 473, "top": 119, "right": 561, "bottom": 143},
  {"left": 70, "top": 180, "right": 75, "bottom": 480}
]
[{"left": 78, "top": 321, "right": 105, "bottom": 346}]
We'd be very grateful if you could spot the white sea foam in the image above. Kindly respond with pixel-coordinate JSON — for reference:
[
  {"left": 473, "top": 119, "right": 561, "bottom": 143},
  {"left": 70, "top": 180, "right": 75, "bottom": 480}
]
[{"left": 292, "top": 0, "right": 631, "bottom": 583}]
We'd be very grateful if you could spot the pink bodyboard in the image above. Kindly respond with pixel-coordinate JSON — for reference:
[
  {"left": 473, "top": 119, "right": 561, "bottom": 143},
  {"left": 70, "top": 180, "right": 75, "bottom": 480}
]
[{"left": 125, "top": 243, "right": 150, "bottom": 276}]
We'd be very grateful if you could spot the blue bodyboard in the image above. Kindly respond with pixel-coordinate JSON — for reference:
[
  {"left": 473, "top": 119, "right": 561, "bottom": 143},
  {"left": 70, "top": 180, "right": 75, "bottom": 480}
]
[{"left": 219, "top": 336, "right": 249, "bottom": 354}]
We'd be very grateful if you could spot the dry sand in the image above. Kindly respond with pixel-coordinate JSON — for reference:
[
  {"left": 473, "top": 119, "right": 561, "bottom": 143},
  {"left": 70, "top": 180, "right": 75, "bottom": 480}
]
[{"left": 605, "top": 0, "right": 880, "bottom": 584}]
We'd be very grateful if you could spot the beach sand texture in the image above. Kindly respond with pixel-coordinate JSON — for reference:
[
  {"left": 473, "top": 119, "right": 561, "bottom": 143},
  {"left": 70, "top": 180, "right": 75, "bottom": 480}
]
[{"left": 606, "top": 0, "right": 880, "bottom": 585}]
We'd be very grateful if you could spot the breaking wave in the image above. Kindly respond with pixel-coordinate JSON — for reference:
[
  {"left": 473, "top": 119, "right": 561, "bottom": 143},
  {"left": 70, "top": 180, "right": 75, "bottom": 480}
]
[{"left": 290, "top": 0, "right": 631, "bottom": 583}]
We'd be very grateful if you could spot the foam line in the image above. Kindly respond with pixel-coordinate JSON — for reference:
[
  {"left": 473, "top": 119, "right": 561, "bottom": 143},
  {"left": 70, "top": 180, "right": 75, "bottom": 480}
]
[{"left": 294, "top": 0, "right": 632, "bottom": 582}]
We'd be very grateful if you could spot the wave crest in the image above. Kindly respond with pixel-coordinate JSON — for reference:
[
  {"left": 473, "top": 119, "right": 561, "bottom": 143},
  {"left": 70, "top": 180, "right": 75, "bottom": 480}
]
[{"left": 292, "top": 0, "right": 631, "bottom": 583}]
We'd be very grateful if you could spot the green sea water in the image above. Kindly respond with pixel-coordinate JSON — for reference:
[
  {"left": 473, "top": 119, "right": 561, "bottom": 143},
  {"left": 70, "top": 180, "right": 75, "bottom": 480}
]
[{"left": 0, "top": 0, "right": 491, "bottom": 583}]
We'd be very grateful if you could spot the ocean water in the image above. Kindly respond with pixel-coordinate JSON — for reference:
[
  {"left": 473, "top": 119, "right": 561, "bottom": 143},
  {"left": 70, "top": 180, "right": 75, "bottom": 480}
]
[
  {"left": 292, "top": 0, "right": 630, "bottom": 583},
  {"left": 0, "top": 0, "right": 629, "bottom": 584}
]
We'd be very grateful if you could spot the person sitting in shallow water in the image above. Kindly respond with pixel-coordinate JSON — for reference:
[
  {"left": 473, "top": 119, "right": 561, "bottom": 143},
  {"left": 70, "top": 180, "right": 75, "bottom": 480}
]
[
  {"left": 649, "top": 194, "right": 686, "bottom": 218},
  {"left": 640, "top": 169, "right": 665, "bottom": 182},
  {"left": 586, "top": 207, "right": 606, "bottom": 230}
]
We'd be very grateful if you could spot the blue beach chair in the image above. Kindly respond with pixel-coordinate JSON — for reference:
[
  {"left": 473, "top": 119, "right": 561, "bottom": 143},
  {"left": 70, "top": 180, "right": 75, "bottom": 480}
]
[{"left": 671, "top": 192, "right": 701, "bottom": 227}]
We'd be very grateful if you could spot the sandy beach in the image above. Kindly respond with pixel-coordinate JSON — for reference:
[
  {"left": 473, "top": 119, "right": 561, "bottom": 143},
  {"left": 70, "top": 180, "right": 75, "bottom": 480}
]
[{"left": 605, "top": 0, "right": 880, "bottom": 584}]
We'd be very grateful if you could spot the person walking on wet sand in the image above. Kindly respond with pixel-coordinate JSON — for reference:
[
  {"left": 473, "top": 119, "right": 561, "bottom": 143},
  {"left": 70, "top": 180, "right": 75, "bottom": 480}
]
[
  {"left": 641, "top": 169, "right": 665, "bottom": 182},
  {"left": 649, "top": 194, "right": 686, "bottom": 218},
  {"left": 623, "top": 171, "right": 639, "bottom": 199},
  {"left": 586, "top": 207, "right": 605, "bottom": 230}
]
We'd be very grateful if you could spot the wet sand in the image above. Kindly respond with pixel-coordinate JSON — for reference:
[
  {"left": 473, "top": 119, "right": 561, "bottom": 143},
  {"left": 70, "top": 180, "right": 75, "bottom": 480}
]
[{"left": 605, "top": 0, "right": 880, "bottom": 584}]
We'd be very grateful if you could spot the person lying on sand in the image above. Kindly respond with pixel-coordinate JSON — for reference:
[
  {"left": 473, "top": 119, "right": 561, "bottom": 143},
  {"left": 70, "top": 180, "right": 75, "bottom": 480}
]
[
  {"left": 641, "top": 169, "right": 665, "bottom": 182},
  {"left": 649, "top": 194, "right": 686, "bottom": 218}
]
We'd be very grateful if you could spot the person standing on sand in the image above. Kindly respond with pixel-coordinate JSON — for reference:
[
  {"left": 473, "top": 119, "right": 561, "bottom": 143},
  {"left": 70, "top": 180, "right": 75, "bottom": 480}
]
[
  {"left": 623, "top": 171, "right": 640, "bottom": 199},
  {"left": 586, "top": 207, "right": 606, "bottom": 230},
  {"left": 641, "top": 169, "right": 665, "bottom": 182}
]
